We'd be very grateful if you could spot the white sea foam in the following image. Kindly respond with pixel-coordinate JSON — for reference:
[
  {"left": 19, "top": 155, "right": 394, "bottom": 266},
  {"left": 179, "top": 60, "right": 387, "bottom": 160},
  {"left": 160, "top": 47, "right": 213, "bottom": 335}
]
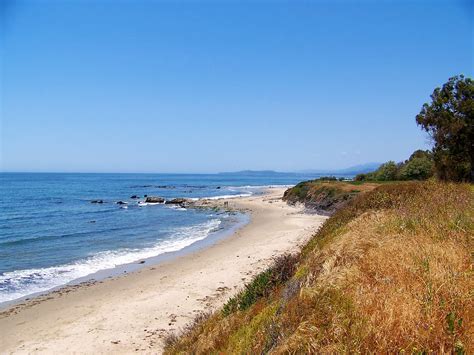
[
  {"left": 0, "top": 219, "right": 221, "bottom": 304},
  {"left": 138, "top": 201, "right": 163, "bottom": 206},
  {"left": 186, "top": 193, "right": 252, "bottom": 202},
  {"left": 204, "top": 193, "right": 252, "bottom": 200},
  {"left": 199, "top": 184, "right": 292, "bottom": 200},
  {"left": 166, "top": 205, "right": 187, "bottom": 211},
  {"left": 225, "top": 184, "right": 294, "bottom": 190}
]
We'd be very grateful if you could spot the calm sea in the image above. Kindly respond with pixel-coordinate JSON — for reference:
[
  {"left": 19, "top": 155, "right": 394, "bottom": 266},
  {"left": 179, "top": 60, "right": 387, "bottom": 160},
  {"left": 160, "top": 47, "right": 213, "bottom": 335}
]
[{"left": 0, "top": 172, "right": 329, "bottom": 304}]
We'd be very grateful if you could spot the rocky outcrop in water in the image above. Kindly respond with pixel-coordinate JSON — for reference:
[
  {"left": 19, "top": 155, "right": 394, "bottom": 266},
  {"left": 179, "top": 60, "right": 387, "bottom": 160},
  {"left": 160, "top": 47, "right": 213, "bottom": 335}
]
[
  {"left": 165, "top": 198, "right": 188, "bottom": 205},
  {"left": 145, "top": 196, "right": 165, "bottom": 203}
]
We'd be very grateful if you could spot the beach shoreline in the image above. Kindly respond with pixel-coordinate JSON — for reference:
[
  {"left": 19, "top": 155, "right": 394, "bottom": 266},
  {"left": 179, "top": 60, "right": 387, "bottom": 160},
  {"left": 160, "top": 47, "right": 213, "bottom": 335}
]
[
  {"left": 0, "top": 188, "right": 326, "bottom": 353},
  {"left": 0, "top": 207, "right": 250, "bottom": 310}
]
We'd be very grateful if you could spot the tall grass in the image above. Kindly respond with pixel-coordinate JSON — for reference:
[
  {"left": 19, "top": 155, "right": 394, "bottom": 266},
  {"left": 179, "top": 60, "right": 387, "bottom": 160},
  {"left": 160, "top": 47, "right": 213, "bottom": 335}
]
[{"left": 165, "top": 181, "right": 473, "bottom": 354}]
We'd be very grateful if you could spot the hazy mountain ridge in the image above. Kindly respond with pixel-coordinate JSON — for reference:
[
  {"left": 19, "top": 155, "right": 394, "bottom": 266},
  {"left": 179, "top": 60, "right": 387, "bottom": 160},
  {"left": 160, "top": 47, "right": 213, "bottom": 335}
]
[{"left": 219, "top": 163, "right": 382, "bottom": 176}]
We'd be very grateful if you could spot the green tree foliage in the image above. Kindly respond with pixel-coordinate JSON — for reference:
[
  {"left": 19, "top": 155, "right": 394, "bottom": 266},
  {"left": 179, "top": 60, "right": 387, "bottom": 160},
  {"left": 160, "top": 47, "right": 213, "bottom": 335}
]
[
  {"left": 399, "top": 150, "right": 434, "bottom": 180},
  {"left": 416, "top": 75, "right": 474, "bottom": 182},
  {"left": 354, "top": 174, "right": 367, "bottom": 182},
  {"left": 374, "top": 161, "right": 398, "bottom": 181},
  {"left": 355, "top": 161, "right": 397, "bottom": 181},
  {"left": 354, "top": 151, "right": 434, "bottom": 182}
]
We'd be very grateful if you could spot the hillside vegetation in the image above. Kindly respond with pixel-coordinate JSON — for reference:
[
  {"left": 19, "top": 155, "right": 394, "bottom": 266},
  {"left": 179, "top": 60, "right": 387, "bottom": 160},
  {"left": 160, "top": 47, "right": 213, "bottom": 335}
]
[
  {"left": 282, "top": 179, "right": 379, "bottom": 215},
  {"left": 165, "top": 181, "right": 473, "bottom": 353}
]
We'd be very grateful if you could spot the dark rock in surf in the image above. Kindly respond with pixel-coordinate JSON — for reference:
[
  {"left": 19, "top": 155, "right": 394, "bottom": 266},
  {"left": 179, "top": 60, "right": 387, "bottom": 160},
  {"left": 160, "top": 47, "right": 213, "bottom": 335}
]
[
  {"left": 91, "top": 200, "right": 104, "bottom": 204},
  {"left": 165, "top": 198, "right": 188, "bottom": 205},
  {"left": 130, "top": 195, "right": 139, "bottom": 199},
  {"left": 145, "top": 196, "right": 165, "bottom": 203},
  {"left": 116, "top": 201, "right": 127, "bottom": 205}
]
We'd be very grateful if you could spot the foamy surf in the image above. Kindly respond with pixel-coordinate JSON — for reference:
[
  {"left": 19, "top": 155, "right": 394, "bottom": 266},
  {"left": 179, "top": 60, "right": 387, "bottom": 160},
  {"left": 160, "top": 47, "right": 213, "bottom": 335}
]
[
  {"left": 0, "top": 219, "right": 221, "bottom": 304},
  {"left": 166, "top": 205, "right": 187, "bottom": 211},
  {"left": 138, "top": 201, "right": 164, "bottom": 206},
  {"left": 133, "top": 184, "right": 288, "bottom": 205},
  {"left": 204, "top": 193, "right": 252, "bottom": 200},
  {"left": 199, "top": 184, "right": 291, "bottom": 200}
]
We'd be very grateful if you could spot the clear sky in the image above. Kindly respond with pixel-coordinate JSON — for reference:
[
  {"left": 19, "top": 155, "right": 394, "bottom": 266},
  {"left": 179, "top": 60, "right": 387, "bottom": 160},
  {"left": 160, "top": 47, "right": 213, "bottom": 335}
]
[{"left": 0, "top": 0, "right": 472, "bottom": 173}]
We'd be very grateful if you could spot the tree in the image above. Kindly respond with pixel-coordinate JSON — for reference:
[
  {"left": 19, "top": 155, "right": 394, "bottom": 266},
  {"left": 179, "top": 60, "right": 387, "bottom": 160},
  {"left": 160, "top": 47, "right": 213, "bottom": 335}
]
[
  {"left": 375, "top": 161, "right": 398, "bottom": 181},
  {"left": 416, "top": 75, "right": 474, "bottom": 182},
  {"left": 407, "top": 149, "right": 433, "bottom": 161},
  {"left": 399, "top": 151, "right": 434, "bottom": 180},
  {"left": 354, "top": 173, "right": 367, "bottom": 181}
]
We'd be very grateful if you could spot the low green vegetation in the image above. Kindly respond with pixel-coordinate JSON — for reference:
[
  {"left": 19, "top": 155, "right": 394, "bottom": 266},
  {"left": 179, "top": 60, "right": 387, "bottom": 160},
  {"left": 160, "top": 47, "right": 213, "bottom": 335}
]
[
  {"left": 222, "top": 254, "right": 298, "bottom": 316},
  {"left": 164, "top": 181, "right": 474, "bottom": 353}
]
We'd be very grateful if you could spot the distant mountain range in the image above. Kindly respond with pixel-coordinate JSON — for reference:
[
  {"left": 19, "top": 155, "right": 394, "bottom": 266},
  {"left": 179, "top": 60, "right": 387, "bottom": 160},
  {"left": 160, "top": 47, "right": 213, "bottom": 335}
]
[{"left": 219, "top": 163, "right": 381, "bottom": 176}]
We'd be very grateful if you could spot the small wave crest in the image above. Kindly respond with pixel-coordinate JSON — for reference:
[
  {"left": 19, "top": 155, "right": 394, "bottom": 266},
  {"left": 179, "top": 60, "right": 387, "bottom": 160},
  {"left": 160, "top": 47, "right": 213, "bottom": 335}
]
[
  {"left": 166, "top": 205, "right": 187, "bottom": 211},
  {"left": 137, "top": 201, "right": 164, "bottom": 206},
  {"left": 0, "top": 219, "right": 221, "bottom": 304},
  {"left": 204, "top": 193, "right": 252, "bottom": 200}
]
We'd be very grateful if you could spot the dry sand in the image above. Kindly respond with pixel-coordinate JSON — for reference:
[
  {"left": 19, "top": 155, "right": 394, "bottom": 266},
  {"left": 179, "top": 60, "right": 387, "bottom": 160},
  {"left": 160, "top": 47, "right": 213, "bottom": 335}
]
[{"left": 0, "top": 188, "right": 326, "bottom": 354}]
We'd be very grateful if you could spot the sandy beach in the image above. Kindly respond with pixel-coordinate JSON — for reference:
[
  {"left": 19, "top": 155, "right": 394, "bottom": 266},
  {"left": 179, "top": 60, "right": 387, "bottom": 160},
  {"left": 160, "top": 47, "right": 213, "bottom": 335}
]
[{"left": 0, "top": 188, "right": 326, "bottom": 354}]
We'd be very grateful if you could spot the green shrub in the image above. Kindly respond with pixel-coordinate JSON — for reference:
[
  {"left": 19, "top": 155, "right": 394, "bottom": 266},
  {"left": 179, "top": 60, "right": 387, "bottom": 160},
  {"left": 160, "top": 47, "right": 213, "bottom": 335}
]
[
  {"left": 222, "top": 254, "right": 298, "bottom": 315},
  {"left": 399, "top": 156, "right": 434, "bottom": 180},
  {"left": 374, "top": 161, "right": 398, "bottom": 181}
]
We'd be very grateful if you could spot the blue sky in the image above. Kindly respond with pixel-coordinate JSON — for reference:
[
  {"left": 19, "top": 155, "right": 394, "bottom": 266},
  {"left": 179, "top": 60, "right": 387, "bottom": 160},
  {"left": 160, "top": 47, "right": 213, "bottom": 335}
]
[{"left": 1, "top": 0, "right": 472, "bottom": 173}]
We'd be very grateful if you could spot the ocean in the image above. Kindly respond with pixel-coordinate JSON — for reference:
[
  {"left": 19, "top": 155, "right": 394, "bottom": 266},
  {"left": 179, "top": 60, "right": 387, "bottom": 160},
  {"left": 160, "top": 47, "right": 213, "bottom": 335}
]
[{"left": 0, "top": 172, "right": 329, "bottom": 305}]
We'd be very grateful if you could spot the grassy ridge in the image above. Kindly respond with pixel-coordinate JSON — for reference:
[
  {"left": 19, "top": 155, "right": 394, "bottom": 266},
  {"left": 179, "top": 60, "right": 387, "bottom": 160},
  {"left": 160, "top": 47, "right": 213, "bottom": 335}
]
[
  {"left": 282, "top": 180, "right": 379, "bottom": 215},
  {"left": 165, "top": 181, "right": 473, "bottom": 353}
]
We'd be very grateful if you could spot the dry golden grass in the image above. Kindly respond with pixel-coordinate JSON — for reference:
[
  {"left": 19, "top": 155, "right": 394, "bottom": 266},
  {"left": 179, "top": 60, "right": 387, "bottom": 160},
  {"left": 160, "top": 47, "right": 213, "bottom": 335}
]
[
  {"left": 322, "top": 180, "right": 380, "bottom": 193},
  {"left": 165, "top": 181, "right": 473, "bottom": 354}
]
